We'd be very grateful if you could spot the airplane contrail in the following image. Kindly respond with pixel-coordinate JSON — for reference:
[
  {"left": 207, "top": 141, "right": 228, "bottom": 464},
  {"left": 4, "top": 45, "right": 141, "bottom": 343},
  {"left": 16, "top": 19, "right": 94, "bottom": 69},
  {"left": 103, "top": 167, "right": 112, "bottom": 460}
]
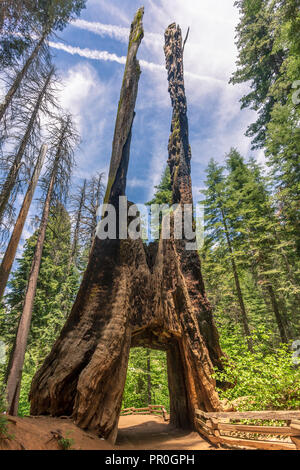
[{"left": 71, "top": 19, "right": 162, "bottom": 46}]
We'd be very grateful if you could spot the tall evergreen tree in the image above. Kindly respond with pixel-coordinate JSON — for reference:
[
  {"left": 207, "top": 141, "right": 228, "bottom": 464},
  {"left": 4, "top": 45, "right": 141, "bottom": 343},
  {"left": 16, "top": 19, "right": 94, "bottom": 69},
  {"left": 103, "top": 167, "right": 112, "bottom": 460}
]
[
  {"left": 146, "top": 166, "right": 172, "bottom": 206},
  {"left": 202, "top": 158, "right": 253, "bottom": 350},
  {"left": 230, "top": 0, "right": 287, "bottom": 149},
  {"left": 225, "top": 149, "right": 291, "bottom": 342},
  {"left": 5, "top": 113, "right": 78, "bottom": 414},
  {"left": 69, "top": 179, "right": 87, "bottom": 270},
  {"left": 0, "top": 66, "right": 56, "bottom": 224},
  {"left": 0, "top": 0, "right": 86, "bottom": 118},
  {"left": 0, "top": 144, "right": 47, "bottom": 300},
  {"left": 0, "top": 204, "right": 80, "bottom": 415}
]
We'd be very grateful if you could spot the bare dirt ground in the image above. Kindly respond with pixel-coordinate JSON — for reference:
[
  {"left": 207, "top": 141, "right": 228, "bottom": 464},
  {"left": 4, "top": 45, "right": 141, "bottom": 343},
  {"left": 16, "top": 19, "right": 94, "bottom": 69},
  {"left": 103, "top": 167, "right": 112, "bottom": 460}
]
[
  {"left": 116, "top": 415, "right": 216, "bottom": 450},
  {"left": 0, "top": 414, "right": 216, "bottom": 450},
  {"left": 0, "top": 415, "right": 113, "bottom": 450}
]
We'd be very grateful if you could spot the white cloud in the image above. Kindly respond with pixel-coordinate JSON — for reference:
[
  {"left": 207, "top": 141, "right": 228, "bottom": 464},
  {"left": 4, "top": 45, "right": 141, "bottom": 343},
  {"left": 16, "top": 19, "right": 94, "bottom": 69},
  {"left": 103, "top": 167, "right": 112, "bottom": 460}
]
[
  {"left": 49, "top": 40, "right": 127, "bottom": 66},
  {"left": 71, "top": 18, "right": 163, "bottom": 48},
  {"left": 56, "top": 62, "right": 116, "bottom": 180},
  {"left": 71, "top": 18, "right": 129, "bottom": 43}
]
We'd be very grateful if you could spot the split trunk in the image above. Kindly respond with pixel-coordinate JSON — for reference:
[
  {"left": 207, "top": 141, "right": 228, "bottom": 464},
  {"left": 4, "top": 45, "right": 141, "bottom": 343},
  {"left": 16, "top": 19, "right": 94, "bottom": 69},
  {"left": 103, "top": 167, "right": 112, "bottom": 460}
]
[{"left": 30, "top": 11, "right": 224, "bottom": 444}]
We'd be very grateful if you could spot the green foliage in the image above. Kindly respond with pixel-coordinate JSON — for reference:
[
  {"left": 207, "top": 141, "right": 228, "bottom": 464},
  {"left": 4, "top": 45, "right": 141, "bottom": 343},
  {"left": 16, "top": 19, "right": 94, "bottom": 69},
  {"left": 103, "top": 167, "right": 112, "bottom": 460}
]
[
  {"left": 0, "top": 204, "right": 80, "bottom": 415},
  {"left": 202, "top": 149, "right": 299, "bottom": 344},
  {"left": 0, "top": 387, "right": 13, "bottom": 439},
  {"left": 201, "top": 146, "right": 299, "bottom": 409},
  {"left": 122, "top": 348, "right": 169, "bottom": 411},
  {"left": 214, "top": 326, "right": 300, "bottom": 410},
  {"left": 231, "top": 0, "right": 287, "bottom": 148},
  {"left": 146, "top": 166, "right": 172, "bottom": 206},
  {"left": 231, "top": 0, "right": 300, "bottom": 254},
  {"left": 57, "top": 432, "right": 74, "bottom": 450},
  {"left": 0, "top": 0, "right": 86, "bottom": 67},
  {"left": 35, "top": 0, "right": 87, "bottom": 33}
]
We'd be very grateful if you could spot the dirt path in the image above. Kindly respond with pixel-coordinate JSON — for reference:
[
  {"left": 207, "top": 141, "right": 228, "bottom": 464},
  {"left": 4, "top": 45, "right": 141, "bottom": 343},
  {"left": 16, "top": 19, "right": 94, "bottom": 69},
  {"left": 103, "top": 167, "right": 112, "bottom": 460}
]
[
  {"left": 0, "top": 414, "right": 217, "bottom": 450},
  {"left": 116, "top": 415, "right": 216, "bottom": 450}
]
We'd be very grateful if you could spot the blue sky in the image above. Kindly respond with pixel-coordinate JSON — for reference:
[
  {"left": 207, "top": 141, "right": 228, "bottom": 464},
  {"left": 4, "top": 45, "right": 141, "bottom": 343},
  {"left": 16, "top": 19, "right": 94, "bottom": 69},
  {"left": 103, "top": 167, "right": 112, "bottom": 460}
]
[
  {"left": 47, "top": 0, "right": 262, "bottom": 207},
  {"left": 4, "top": 0, "right": 266, "bottom": 251}
]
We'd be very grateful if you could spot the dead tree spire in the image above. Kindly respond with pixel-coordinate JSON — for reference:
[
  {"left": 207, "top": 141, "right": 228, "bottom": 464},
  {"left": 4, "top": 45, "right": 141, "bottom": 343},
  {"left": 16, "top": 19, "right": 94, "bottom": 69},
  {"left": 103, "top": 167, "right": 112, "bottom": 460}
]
[
  {"left": 104, "top": 6, "right": 144, "bottom": 206},
  {"left": 164, "top": 23, "right": 192, "bottom": 205}
]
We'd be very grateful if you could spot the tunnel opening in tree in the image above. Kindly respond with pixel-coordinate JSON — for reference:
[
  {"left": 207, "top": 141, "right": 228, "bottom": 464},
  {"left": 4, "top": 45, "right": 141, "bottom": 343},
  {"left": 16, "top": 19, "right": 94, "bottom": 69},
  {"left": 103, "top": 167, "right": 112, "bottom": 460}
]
[{"left": 122, "top": 347, "right": 169, "bottom": 412}]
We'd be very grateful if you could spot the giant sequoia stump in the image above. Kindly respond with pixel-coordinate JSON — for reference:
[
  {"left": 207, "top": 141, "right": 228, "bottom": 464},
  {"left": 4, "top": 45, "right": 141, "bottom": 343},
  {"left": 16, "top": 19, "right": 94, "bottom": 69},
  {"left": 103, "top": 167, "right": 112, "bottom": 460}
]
[{"left": 30, "top": 9, "right": 224, "bottom": 444}]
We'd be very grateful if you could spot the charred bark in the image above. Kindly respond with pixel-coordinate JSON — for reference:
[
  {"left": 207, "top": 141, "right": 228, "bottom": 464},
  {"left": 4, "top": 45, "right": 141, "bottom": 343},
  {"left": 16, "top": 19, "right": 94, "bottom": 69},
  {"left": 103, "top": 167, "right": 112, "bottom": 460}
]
[{"left": 30, "top": 13, "right": 224, "bottom": 444}]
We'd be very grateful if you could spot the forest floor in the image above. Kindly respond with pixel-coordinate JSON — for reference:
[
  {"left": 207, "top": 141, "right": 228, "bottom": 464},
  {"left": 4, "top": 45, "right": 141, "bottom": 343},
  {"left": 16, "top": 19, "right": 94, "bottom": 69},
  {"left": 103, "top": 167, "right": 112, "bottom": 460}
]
[
  {"left": 0, "top": 414, "right": 216, "bottom": 450},
  {"left": 0, "top": 415, "right": 114, "bottom": 450},
  {"left": 116, "top": 415, "right": 215, "bottom": 450}
]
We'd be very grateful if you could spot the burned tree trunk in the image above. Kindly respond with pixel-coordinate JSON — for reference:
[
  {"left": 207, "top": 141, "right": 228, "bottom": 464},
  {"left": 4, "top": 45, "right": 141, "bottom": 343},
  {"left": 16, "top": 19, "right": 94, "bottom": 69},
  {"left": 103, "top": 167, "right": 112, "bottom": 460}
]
[
  {"left": 30, "top": 12, "right": 224, "bottom": 444},
  {"left": 30, "top": 8, "right": 146, "bottom": 444}
]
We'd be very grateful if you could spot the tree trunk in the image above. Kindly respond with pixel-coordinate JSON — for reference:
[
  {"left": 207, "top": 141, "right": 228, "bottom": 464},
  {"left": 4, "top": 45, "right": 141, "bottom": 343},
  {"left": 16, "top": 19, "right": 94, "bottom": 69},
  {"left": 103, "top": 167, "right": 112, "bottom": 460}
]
[
  {"left": 0, "top": 68, "right": 53, "bottom": 224},
  {"left": 266, "top": 284, "right": 288, "bottom": 343},
  {"left": 0, "top": 144, "right": 47, "bottom": 300},
  {"left": 5, "top": 143, "right": 60, "bottom": 415},
  {"left": 29, "top": 14, "right": 224, "bottom": 444},
  {"left": 146, "top": 349, "right": 151, "bottom": 405},
  {"left": 220, "top": 208, "right": 253, "bottom": 351},
  {"left": 0, "top": 33, "right": 47, "bottom": 122},
  {"left": 70, "top": 179, "right": 86, "bottom": 269}
]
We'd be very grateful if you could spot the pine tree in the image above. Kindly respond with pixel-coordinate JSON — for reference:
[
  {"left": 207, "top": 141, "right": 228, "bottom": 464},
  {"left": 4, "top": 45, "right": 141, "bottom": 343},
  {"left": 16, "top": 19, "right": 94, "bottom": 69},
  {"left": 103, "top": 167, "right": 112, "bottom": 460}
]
[
  {"left": 81, "top": 172, "right": 105, "bottom": 249},
  {"left": 0, "top": 66, "right": 56, "bottom": 224},
  {"left": 0, "top": 204, "right": 80, "bottom": 415},
  {"left": 0, "top": 0, "right": 35, "bottom": 68},
  {"left": 202, "top": 158, "right": 253, "bottom": 351},
  {"left": 0, "top": 144, "right": 47, "bottom": 300},
  {"left": 231, "top": 0, "right": 300, "bottom": 255},
  {"left": 230, "top": 0, "right": 287, "bottom": 149},
  {"left": 146, "top": 166, "right": 172, "bottom": 206},
  {"left": 0, "top": 0, "right": 86, "bottom": 118},
  {"left": 224, "top": 149, "right": 290, "bottom": 342},
  {"left": 5, "top": 113, "right": 78, "bottom": 414},
  {"left": 69, "top": 179, "right": 87, "bottom": 270}
]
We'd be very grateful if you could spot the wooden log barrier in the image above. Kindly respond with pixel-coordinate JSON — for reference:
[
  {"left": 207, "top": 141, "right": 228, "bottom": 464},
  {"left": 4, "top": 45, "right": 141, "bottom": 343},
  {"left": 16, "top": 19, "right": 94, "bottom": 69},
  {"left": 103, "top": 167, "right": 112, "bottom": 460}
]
[{"left": 195, "top": 409, "right": 300, "bottom": 450}]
